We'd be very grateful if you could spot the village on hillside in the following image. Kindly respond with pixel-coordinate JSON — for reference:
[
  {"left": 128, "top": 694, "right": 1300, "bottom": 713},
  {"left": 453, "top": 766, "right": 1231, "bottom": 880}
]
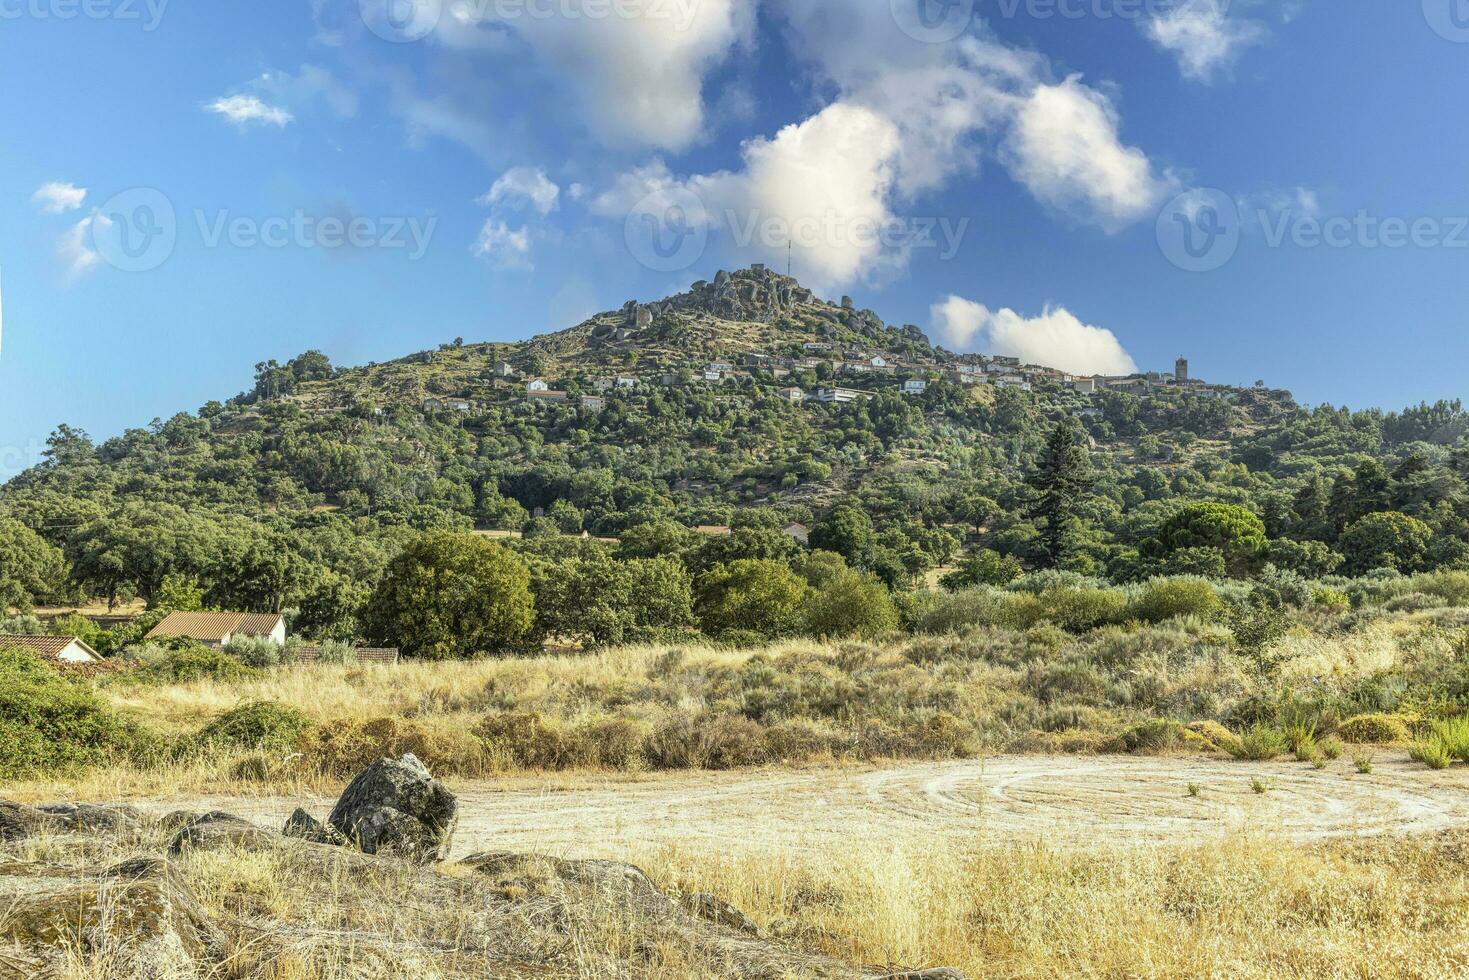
[{"left": 414, "top": 265, "right": 1243, "bottom": 419}]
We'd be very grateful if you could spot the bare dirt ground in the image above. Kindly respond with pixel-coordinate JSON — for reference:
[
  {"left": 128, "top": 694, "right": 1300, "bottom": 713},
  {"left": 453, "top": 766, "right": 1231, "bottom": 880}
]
[{"left": 147, "top": 752, "right": 1469, "bottom": 860}]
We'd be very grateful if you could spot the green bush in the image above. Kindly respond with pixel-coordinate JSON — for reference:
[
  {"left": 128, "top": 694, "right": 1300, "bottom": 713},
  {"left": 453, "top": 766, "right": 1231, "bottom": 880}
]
[
  {"left": 1035, "top": 587, "right": 1128, "bottom": 632},
  {"left": 1127, "top": 578, "right": 1225, "bottom": 624},
  {"left": 0, "top": 648, "right": 161, "bottom": 778},
  {"left": 125, "top": 646, "right": 258, "bottom": 685},
  {"left": 1428, "top": 716, "right": 1469, "bottom": 762},
  {"left": 223, "top": 636, "right": 284, "bottom": 668},
  {"left": 1337, "top": 713, "right": 1411, "bottom": 745},
  {"left": 1409, "top": 737, "right": 1452, "bottom": 770},
  {"left": 194, "top": 700, "right": 313, "bottom": 752},
  {"left": 1222, "top": 723, "right": 1287, "bottom": 761}
]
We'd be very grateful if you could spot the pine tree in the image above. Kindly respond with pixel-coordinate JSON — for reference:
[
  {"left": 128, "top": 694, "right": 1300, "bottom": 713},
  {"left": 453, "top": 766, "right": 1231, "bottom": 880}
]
[{"left": 1029, "top": 419, "right": 1093, "bottom": 568}]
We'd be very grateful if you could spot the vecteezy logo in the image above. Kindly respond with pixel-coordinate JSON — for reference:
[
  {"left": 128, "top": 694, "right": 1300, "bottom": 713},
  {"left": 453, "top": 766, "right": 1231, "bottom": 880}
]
[
  {"left": 91, "top": 188, "right": 177, "bottom": 273},
  {"left": 891, "top": 0, "right": 975, "bottom": 43},
  {"left": 1423, "top": 0, "right": 1469, "bottom": 42},
  {"left": 1156, "top": 188, "right": 1240, "bottom": 273},
  {"left": 624, "top": 188, "right": 708, "bottom": 273},
  {"left": 360, "top": 0, "right": 441, "bottom": 42}
]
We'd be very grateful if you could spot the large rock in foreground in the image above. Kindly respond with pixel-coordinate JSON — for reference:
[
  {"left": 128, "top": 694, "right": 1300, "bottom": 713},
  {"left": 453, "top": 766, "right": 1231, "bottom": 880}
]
[{"left": 326, "top": 753, "right": 458, "bottom": 864}]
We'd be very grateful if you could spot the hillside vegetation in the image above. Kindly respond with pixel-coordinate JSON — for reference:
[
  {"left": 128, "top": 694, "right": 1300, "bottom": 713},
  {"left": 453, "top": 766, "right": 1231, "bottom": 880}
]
[{"left": 3, "top": 267, "right": 1468, "bottom": 662}]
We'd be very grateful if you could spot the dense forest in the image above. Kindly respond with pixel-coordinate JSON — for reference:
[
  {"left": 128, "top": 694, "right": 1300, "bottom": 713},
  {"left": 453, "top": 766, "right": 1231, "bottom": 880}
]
[{"left": 3, "top": 268, "right": 1467, "bottom": 657}]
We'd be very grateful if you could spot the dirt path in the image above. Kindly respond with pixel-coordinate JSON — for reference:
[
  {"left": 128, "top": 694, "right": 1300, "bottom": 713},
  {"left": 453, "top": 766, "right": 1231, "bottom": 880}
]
[{"left": 155, "top": 752, "right": 1469, "bottom": 860}]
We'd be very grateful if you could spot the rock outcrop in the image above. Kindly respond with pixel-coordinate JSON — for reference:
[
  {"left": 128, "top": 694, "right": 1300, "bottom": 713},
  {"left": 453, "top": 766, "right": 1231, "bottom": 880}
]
[{"left": 326, "top": 753, "right": 459, "bottom": 864}]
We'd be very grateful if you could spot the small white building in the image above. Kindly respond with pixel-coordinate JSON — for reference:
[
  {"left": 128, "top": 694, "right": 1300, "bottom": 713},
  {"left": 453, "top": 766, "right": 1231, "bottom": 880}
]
[
  {"left": 527, "top": 389, "right": 570, "bottom": 405},
  {"left": 783, "top": 523, "right": 811, "bottom": 545},
  {"left": 814, "top": 387, "right": 868, "bottom": 404},
  {"left": 778, "top": 387, "right": 807, "bottom": 403},
  {"left": 901, "top": 379, "right": 928, "bottom": 395},
  {"left": 145, "top": 611, "right": 286, "bottom": 649},
  {"left": 527, "top": 379, "right": 551, "bottom": 392},
  {"left": 580, "top": 395, "right": 605, "bottom": 411},
  {"left": 0, "top": 634, "right": 101, "bottom": 663},
  {"left": 615, "top": 376, "right": 639, "bottom": 389}
]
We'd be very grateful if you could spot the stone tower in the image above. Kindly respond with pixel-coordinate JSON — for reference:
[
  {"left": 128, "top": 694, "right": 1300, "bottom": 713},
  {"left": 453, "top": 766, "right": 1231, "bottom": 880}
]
[{"left": 1175, "top": 357, "right": 1189, "bottom": 383}]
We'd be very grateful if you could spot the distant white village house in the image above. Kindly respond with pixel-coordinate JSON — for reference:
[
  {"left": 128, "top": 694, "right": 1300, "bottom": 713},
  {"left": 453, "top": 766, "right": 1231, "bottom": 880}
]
[
  {"left": 0, "top": 634, "right": 101, "bottom": 663},
  {"left": 145, "top": 611, "right": 286, "bottom": 649}
]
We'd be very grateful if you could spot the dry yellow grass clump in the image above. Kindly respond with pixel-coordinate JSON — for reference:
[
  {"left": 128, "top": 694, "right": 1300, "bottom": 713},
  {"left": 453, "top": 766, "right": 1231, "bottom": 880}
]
[{"left": 634, "top": 831, "right": 1469, "bottom": 978}]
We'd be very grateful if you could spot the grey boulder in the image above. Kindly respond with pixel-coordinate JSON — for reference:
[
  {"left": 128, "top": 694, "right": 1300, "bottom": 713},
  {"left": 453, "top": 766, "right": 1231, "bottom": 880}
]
[{"left": 327, "top": 753, "right": 458, "bottom": 864}]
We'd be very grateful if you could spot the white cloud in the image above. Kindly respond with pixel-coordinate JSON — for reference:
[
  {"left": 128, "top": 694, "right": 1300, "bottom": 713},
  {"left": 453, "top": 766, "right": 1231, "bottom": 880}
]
[
  {"left": 588, "top": 6, "right": 1173, "bottom": 289},
  {"left": 438, "top": 0, "right": 753, "bottom": 151},
  {"left": 472, "top": 219, "right": 533, "bottom": 269},
  {"left": 58, "top": 212, "right": 105, "bottom": 279},
  {"left": 481, "top": 167, "right": 560, "bottom": 215},
  {"left": 1004, "top": 76, "right": 1175, "bottom": 231},
  {"left": 931, "top": 296, "right": 1138, "bottom": 376},
  {"left": 1144, "top": 0, "right": 1267, "bottom": 83},
  {"left": 32, "top": 181, "right": 87, "bottom": 214},
  {"left": 255, "top": 65, "right": 359, "bottom": 119},
  {"left": 206, "top": 94, "right": 294, "bottom": 128}
]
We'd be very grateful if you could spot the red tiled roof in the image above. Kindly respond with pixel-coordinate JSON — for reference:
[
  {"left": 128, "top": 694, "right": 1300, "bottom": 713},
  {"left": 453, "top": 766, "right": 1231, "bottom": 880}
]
[
  {"left": 145, "top": 611, "right": 283, "bottom": 643},
  {"left": 0, "top": 634, "right": 100, "bottom": 662}
]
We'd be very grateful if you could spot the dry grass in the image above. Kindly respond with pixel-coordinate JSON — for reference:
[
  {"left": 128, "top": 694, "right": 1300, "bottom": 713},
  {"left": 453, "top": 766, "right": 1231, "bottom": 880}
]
[
  {"left": 633, "top": 831, "right": 1469, "bottom": 978},
  {"left": 8, "top": 812, "right": 1469, "bottom": 979}
]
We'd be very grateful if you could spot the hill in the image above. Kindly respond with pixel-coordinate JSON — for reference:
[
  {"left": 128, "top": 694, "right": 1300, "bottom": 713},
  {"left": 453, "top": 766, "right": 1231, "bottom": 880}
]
[{"left": 1, "top": 265, "right": 1466, "bottom": 639}]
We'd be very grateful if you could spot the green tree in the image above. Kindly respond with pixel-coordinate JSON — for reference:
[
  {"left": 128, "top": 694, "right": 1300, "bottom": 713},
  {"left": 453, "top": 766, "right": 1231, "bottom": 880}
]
[
  {"left": 1338, "top": 512, "right": 1433, "bottom": 575},
  {"left": 1028, "top": 419, "right": 1093, "bottom": 568},
  {"left": 809, "top": 504, "right": 876, "bottom": 564},
  {"left": 804, "top": 569, "right": 898, "bottom": 639},
  {"left": 696, "top": 559, "right": 810, "bottom": 639},
  {"left": 363, "top": 532, "right": 534, "bottom": 658},
  {"left": 941, "top": 549, "right": 1022, "bottom": 591},
  {"left": 1154, "top": 502, "right": 1268, "bottom": 578},
  {"left": 0, "top": 518, "right": 69, "bottom": 610}
]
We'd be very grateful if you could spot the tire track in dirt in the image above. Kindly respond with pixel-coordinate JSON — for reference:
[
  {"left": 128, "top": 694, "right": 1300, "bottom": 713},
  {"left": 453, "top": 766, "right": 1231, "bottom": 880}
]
[{"left": 162, "top": 753, "right": 1469, "bottom": 860}]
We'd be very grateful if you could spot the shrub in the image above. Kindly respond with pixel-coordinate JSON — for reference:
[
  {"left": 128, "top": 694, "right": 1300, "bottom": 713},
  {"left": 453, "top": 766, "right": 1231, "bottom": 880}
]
[
  {"left": 916, "top": 589, "right": 1030, "bottom": 633},
  {"left": 1035, "top": 587, "right": 1128, "bottom": 632},
  {"left": 1223, "top": 723, "right": 1287, "bottom": 761},
  {"left": 1104, "top": 718, "right": 1183, "bottom": 754},
  {"left": 0, "top": 647, "right": 161, "bottom": 778},
  {"left": 575, "top": 717, "right": 648, "bottom": 769},
  {"left": 644, "top": 712, "right": 767, "bottom": 770},
  {"left": 1337, "top": 713, "right": 1410, "bottom": 745},
  {"left": 299, "top": 716, "right": 487, "bottom": 777},
  {"left": 474, "top": 712, "right": 594, "bottom": 771},
  {"left": 224, "top": 636, "right": 283, "bottom": 668},
  {"left": 195, "top": 701, "right": 312, "bottom": 753},
  {"left": 1409, "top": 738, "right": 1452, "bottom": 770},
  {"left": 315, "top": 639, "right": 359, "bottom": 666},
  {"left": 126, "top": 646, "right": 257, "bottom": 685},
  {"left": 804, "top": 570, "right": 900, "bottom": 639},
  {"left": 1127, "top": 578, "right": 1225, "bottom": 624},
  {"left": 1428, "top": 716, "right": 1469, "bottom": 762}
]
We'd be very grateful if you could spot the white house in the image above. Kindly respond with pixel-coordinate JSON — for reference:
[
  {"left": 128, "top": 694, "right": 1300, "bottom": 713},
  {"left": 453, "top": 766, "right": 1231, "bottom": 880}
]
[
  {"left": 0, "top": 634, "right": 101, "bottom": 663},
  {"left": 145, "top": 611, "right": 286, "bottom": 649},
  {"left": 783, "top": 523, "right": 811, "bottom": 545},
  {"left": 901, "top": 379, "right": 928, "bottom": 395},
  {"left": 527, "top": 389, "right": 570, "bottom": 405},
  {"left": 814, "top": 387, "right": 868, "bottom": 404},
  {"left": 615, "top": 376, "right": 639, "bottom": 389},
  {"left": 527, "top": 379, "right": 551, "bottom": 392},
  {"left": 778, "top": 387, "right": 807, "bottom": 403}
]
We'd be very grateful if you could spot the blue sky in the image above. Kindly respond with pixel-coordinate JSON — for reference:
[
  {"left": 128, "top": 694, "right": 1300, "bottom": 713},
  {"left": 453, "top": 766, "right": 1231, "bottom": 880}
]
[{"left": 3, "top": 0, "right": 1468, "bottom": 477}]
